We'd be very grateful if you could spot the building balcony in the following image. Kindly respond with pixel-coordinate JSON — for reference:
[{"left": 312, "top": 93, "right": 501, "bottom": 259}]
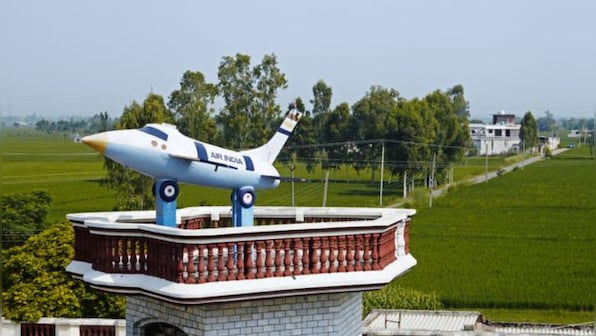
[{"left": 66, "top": 206, "right": 416, "bottom": 304}]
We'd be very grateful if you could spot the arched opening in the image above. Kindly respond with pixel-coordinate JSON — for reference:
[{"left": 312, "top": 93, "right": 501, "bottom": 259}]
[{"left": 142, "top": 322, "right": 187, "bottom": 336}]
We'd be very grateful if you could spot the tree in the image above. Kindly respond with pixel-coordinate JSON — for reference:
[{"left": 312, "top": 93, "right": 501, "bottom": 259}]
[
  {"left": 283, "top": 97, "right": 318, "bottom": 175},
  {"left": 447, "top": 84, "right": 470, "bottom": 119},
  {"left": 386, "top": 99, "right": 436, "bottom": 178},
  {"left": 323, "top": 102, "right": 351, "bottom": 145},
  {"left": 1, "top": 191, "right": 52, "bottom": 249},
  {"left": 322, "top": 102, "right": 351, "bottom": 171},
  {"left": 102, "top": 93, "right": 174, "bottom": 210},
  {"left": 350, "top": 86, "right": 401, "bottom": 181},
  {"left": 253, "top": 54, "right": 288, "bottom": 141},
  {"left": 216, "top": 53, "right": 287, "bottom": 149},
  {"left": 310, "top": 80, "right": 333, "bottom": 143},
  {"left": 423, "top": 88, "right": 470, "bottom": 183},
  {"left": 35, "top": 119, "right": 51, "bottom": 133},
  {"left": 87, "top": 111, "right": 112, "bottom": 133},
  {"left": 2, "top": 222, "right": 125, "bottom": 322},
  {"left": 310, "top": 80, "right": 333, "bottom": 118},
  {"left": 168, "top": 70, "right": 217, "bottom": 142},
  {"left": 520, "top": 111, "right": 538, "bottom": 150},
  {"left": 536, "top": 110, "right": 556, "bottom": 132}
]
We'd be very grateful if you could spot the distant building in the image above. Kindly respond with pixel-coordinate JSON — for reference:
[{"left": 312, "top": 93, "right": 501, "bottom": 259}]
[
  {"left": 568, "top": 129, "right": 583, "bottom": 138},
  {"left": 71, "top": 133, "right": 82, "bottom": 143},
  {"left": 492, "top": 113, "right": 516, "bottom": 126},
  {"left": 568, "top": 128, "right": 594, "bottom": 139},
  {"left": 538, "top": 135, "right": 560, "bottom": 152},
  {"left": 469, "top": 112, "right": 521, "bottom": 155}
]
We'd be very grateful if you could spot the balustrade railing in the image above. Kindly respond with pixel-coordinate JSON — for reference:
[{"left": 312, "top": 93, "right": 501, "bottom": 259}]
[{"left": 70, "top": 208, "right": 412, "bottom": 285}]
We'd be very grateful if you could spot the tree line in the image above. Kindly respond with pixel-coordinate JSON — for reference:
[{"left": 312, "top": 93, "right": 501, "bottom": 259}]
[
  {"left": 98, "top": 53, "right": 472, "bottom": 209},
  {"left": 34, "top": 111, "right": 114, "bottom": 134}
]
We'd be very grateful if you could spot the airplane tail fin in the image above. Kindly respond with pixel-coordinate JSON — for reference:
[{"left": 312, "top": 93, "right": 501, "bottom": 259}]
[{"left": 241, "top": 106, "right": 302, "bottom": 164}]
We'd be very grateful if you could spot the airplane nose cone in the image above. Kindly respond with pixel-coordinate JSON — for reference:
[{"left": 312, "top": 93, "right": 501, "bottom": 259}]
[{"left": 82, "top": 133, "right": 108, "bottom": 154}]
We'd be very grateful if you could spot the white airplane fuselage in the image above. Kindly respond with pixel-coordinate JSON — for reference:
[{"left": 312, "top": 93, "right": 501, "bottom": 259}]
[{"left": 84, "top": 123, "right": 281, "bottom": 190}]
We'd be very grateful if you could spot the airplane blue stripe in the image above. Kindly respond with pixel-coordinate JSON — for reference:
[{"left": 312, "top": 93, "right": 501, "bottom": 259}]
[
  {"left": 194, "top": 142, "right": 208, "bottom": 161},
  {"left": 277, "top": 127, "right": 292, "bottom": 136},
  {"left": 139, "top": 126, "right": 168, "bottom": 141},
  {"left": 243, "top": 155, "right": 254, "bottom": 171}
]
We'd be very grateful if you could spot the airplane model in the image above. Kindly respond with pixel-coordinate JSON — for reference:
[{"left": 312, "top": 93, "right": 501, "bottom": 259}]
[{"left": 82, "top": 106, "right": 302, "bottom": 227}]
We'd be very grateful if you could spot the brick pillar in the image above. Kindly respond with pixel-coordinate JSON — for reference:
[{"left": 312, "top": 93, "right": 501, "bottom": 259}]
[{"left": 126, "top": 292, "right": 362, "bottom": 336}]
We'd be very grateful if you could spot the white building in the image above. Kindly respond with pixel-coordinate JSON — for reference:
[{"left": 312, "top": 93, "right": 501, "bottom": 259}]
[
  {"left": 470, "top": 113, "right": 521, "bottom": 155},
  {"left": 538, "top": 135, "right": 560, "bottom": 152}
]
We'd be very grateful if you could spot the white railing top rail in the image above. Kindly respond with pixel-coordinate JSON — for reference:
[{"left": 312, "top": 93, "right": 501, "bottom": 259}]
[{"left": 69, "top": 206, "right": 415, "bottom": 244}]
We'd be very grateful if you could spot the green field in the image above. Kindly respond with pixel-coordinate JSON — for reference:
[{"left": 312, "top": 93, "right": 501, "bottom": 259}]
[
  {"left": 1, "top": 130, "right": 593, "bottom": 323},
  {"left": 397, "top": 146, "right": 594, "bottom": 322},
  {"left": 0, "top": 131, "right": 408, "bottom": 222}
]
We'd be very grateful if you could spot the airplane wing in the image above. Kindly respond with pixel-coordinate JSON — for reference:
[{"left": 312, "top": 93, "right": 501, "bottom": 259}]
[{"left": 168, "top": 153, "right": 238, "bottom": 170}]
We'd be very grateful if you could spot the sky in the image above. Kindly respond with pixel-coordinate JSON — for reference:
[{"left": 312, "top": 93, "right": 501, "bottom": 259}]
[{"left": 1, "top": 1, "right": 595, "bottom": 120}]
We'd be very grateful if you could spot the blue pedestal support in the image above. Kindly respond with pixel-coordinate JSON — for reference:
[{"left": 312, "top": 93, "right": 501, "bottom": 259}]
[
  {"left": 155, "top": 179, "right": 178, "bottom": 227},
  {"left": 153, "top": 180, "right": 254, "bottom": 228},
  {"left": 231, "top": 187, "right": 255, "bottom": 227}
]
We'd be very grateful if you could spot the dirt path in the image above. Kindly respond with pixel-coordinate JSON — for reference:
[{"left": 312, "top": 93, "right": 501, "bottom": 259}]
[{"left": 387, "top": 149, "right": 569, "bottom": 208}]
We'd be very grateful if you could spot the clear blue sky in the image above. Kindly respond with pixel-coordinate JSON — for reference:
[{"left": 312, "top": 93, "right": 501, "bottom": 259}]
[{"left": 1, "top": 1, "right": 595, "bottom": 120}]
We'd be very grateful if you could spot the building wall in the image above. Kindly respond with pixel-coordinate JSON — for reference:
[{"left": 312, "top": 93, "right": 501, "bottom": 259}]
[
  {"left": 470, "top": 115, "right": 523, "bottom": 155},
  {"left": 473, "top": 138, "right": 521, "bottom": 155},
  {"left": 127, "top": 292, "right": 363, "bottom": 336}
]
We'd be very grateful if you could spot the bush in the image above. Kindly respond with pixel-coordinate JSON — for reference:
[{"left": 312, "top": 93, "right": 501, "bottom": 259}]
[
  {"left": 363, "top": 285, "right": 444, "bottom": 317},
  {"left": 1, "top": 191, "right": 52, "bottom": 249},
  {"left": 544, "top": 146, "right": 552, "bottom": 158},
  {"left": 447, "top": 183, "right": 458, "bottom": 192},
  {"left": 402, "top": 188, "right": 429, "bottom": 209},
  {"left": 2, "top": 222, "right": 125, "bottom": 321}
]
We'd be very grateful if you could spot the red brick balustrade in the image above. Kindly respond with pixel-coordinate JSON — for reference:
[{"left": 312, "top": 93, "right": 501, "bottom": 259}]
[
  {"left": 70, "top": 209, "right": 413, "bottom": 285},
  {"left": 80, "top": 325, "right": 116, "bottom": 336},
  {"left": 21, "top": 323, "right": 56, "bottom": 336}
]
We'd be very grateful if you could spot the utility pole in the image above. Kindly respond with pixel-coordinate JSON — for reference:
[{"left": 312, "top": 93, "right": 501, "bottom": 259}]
[
  {"left": 322, "top": 170, "right": 329, "bottom": 207},
  {"left": 485, "top": 141, "right": 489, "bottom": 183},
  {"left": 593, "top": 110, "right": 595, "bottom": 159},
  {"left": 429, "top": 152, "right": 436, "bottom": 208},
  {"left": 520, "top": 140, "right": 525, "bottom": 170},
  {"left": 403, "top": 171, "right": 407, "bottom": 199},
  {"left": 379, "top": 141, "right": 385, "bottom": 207},
  {"left": 290, "top": 164, "right": 295, "bottom": 207}
]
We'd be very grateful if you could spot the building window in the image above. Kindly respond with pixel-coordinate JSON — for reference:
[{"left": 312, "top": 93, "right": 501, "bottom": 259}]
[
  {"left": 495, "top": 130, "right": 502, "bottom": 136},
  {"left": 506, "top": 129, "right": 510, "bottom": 137}
]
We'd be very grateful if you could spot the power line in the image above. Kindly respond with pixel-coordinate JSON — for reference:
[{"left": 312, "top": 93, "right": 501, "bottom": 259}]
[{"left": 286, "top": 138, "right": 475, "bottom": 151}]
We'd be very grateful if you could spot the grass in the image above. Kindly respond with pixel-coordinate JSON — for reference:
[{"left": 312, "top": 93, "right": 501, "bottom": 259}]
[
  {"left": 1, "top": 132, "right": 114, "bottom": 223},
  {"left": 395, "top": 146, "right": 594, "bottom": 322},
  {"left": 2, "top": 129, "right": 593, "bottom": 323},
  {"left": 478, "top": 309, "right": 594, "bottom": 324}
]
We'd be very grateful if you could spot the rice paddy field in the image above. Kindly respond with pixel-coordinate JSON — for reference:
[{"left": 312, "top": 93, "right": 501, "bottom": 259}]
[
  {"left": 397, "top": 145, "right": 594, "bottom": 322},
  {"left": 1, "top": 129, "right": 593, "bottom": 323}
]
